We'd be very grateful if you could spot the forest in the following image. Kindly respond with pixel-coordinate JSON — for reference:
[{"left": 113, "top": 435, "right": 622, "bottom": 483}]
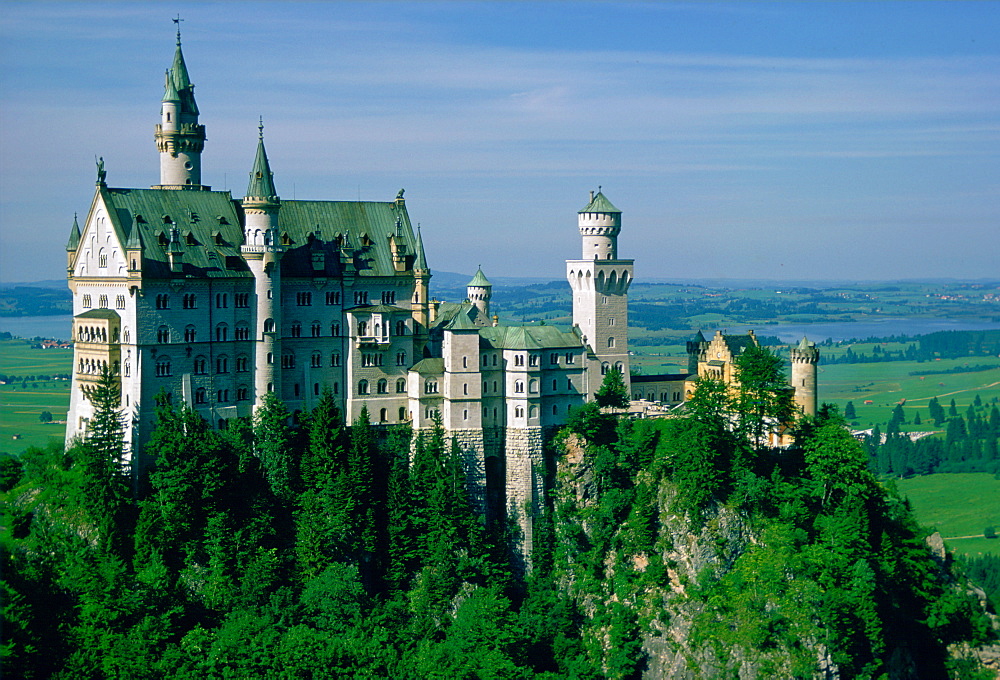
[{"left": 2, "top": 345, "right": 998, "bottom": 679}]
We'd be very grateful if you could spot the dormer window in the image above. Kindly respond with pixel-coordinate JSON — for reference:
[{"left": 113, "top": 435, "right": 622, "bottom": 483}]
[
  {"left": 185, "top": 233, "right": 198, "bottom": 246},
  {"left": 280, "top": 232, "right": 292, "bottom": 246},
  {"left": 162, "top": 215, "right": 172, "bottom": 224},
  {"left": 216, "top": 215, "right": 229, "bottom": 226}
]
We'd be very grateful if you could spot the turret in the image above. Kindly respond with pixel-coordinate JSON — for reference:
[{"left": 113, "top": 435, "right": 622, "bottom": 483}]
[
  {"left": 66, "top": 213, "right": 81, "bottom": 272},
  {"left": 467, "top": 267, "right": 492, "bottom": 319},
  {"left": 154, "top": 27, "right": 207, "bottom": 190},
  {"left": 578, "top": 187, "right": 622, "bottom": 260},
  {"left": 240, "top": 122, "right": 283, "bottom": 405},
  {"left": 167, "top": 226, "right": 184, "bottom": 274},
  {"left": 790, "top": 336, "right": 820, "bottom": 417},
  {"left": 686, "top": 330, "right": 707, "bottom": 374}
]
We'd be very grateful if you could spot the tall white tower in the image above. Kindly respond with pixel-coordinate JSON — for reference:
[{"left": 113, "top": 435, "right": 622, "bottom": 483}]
[
  {"left": 566, "top": 189, "right": 633, "bottom": 393},
  {"left": 467, "top": 267, "right": 492, "bottom": 320},
  {"left": 240, "top": 122, "right": 283, "bottom": 404},
  {"left": 153, "top": 28, "right": 207, "bottom": 190},
  {"left": 790, "top": 336, "right": 820, "bottom": 417}
]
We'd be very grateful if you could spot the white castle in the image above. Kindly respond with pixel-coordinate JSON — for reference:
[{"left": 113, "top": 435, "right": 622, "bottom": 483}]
[{"left": 65, "top": 30, "right": 816, "bottom": 533}]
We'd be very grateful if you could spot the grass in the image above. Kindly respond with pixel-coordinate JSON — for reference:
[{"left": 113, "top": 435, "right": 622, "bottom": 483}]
[
  {"left": 0, "top": 338, "right": 72, "bottom": 454},
  {"left": 894, "top": 473, "right": 1000, "bottom": 557}
]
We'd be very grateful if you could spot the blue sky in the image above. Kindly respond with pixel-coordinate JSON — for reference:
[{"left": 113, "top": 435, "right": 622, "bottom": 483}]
[{"left": 2, "top": 1, "right": 998, "bottom": 283}]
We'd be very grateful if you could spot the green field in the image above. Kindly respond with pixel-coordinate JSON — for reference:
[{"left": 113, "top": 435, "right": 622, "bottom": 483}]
[
  {"left": 0, "top": 338, "right": 72, "bottom": 454},
  {"left": 895, "top": 473, "right": 1000, "bottom": 557}
]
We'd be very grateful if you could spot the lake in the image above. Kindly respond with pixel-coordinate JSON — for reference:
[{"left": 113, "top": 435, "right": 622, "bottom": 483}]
[
  {"left": 0, "top": 315, "right": 73, "bottom": 341},
  {"left": 731, "top": 318, "right": 1000, "bottom": 343}
]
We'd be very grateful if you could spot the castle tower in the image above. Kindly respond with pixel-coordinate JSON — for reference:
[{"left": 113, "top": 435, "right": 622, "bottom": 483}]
[
  {"left": 566, "top": 189, "right": 633, "bottom": 392},
  {"left": 153, "top": 27, "right": 207, "bottom": 190},
  {"left": 686, "top": 330, "right": 707, "bottom": 374},
  {"left": 467, "top": 267, "right": 492, "bottom": 319},
  {"left": 790, "top": 336, "right": 820, "bottom": 417},
  {"left": 411, "top": 225, "right": 432, "bottom": 355},
  {"left": 240, "top": 122, "right": 283, "bottom": 405}
]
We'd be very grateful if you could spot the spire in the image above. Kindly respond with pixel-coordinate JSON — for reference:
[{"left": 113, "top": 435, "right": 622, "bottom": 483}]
[
  {"left": 162, "top": 68, "right": 180, "bottom": 103},
  {"left": 170, "top": 22, "right": 198, "bottom": 116},
  {"left": 125, "top": 222, "right": 143, "bottom": 250},
  {"left": 579, "top": 187, "right": 621, "bottom": 214},
  {"left": 245, "top": 119, "right": 279, "bottom": 201},
  {"left": 467, "top": 266, "right": 491, "bottom": 288},
  {"left": 66, "top": 213, "right": 81, "bottom": 251},
  {"left": 414, "top": 224, "right": 428, "bottom": 271},
  {"left": 797, "top": 335, "right": 814, "bottom": 350}
]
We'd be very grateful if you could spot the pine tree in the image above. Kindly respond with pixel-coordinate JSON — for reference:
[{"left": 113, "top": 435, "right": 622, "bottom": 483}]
[
  {"left": 732, "top": 344, "right": 794, "bottom": 449},
  {"left": 594, "top": 367, "right": 630, "bottom": 409},
  {"left": 253, "top": 393, "right": 296, "bottom": 502},
  {"left": 844, "top": 401, "right": 857, "bottom": 420}
]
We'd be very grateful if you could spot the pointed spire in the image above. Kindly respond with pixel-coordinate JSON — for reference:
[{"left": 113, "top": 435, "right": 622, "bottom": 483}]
[
  {"left": 162, "top": 68, "right": 180, "bottom": 103},
  {"left": 169, "top": 22, "right": 198, "bottom": 116},
  {"left": 126, "top": 222, "right": 143, "bottom": 250},
  {"left": 66, "top": 213, "right": 81, "bottom": 251},
  {"left": 468, "top": 266, "right": 491, "bottom": 288},
  {"left": 245, "top": 119, "right": 279, "bottom": 201},
  {"left": 414, "top": 224, "right": 428, "bottom": 271}
]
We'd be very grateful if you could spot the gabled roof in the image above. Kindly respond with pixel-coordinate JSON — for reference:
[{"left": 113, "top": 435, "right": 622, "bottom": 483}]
[
  {"left": 479, "top": 324, "right": 584, "bottom": 350},
  {"left": 445, "top": 307, "right": 481, "bottom": 331},
  {"left": 578, "top": 190, "right": 620, "bottom": 214},
  {"left": 722, "top": 334, "right": 757, "bottom": 355}
]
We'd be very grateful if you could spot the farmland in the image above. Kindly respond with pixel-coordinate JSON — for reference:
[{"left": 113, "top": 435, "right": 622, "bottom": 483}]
[
  {"left": 0, "top": 338, "right": 72, "bottom": 453},
  {"left": 895, "top": 473, "right": 1000, "bottom": 557}
]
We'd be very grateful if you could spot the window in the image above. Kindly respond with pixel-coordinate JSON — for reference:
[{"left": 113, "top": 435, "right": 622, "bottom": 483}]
[
  {"left": 82, "top": 294, "right": 92, "bottom": 308},
  {"left": 615, "top": 362, "right": 624, "bottom": 373},
  {"left": 462, "top": 357, "right": 468, "bottom": 368},
  {"left": 608, "top": 337, "right": 616, "bottom": 349},
  {"left": 216, "top": 356, "right": 228, "bottom": 373},
  {"left": 514, "top": 354, "right": 524, "bottom": 367},
  {"left": 395, "top": 320, "right": 406, "bottom": 336},
  {"left": 396, "top": 351, "right": 407, "bottom": 366},
  {"left": 331, "top": 353, "right": 341, "bottom": 367},
  {"left": 529, "top": 379, "right": 538, "bottom": 393},
  {"left": 184, "top": 325, "right": 196, "bottom": 343},
  {"left": 236, "top": 355, "right": 249, "bottom": 372},
  {"left": 116, "top": 295, "right": 126, "bottom": 309},
  {"left": 263, "top": 318, "right": 275, "bottom": 333},
  {"left": 463, "top": 409, "right": 468, "bottom": 421},
  {"left": 550, "top": 353, "right": 559, "bottom": 365},
  {"left": 157, "top": 326, "right": 170, "bottom": 343},
  {"left": 463, "top": 383, "right": 468, "bottom": 395},
  {"left": 529, "top": 354, "right": 538, "bottom": 367},
  {"left": 553, "top": 405, "right": 559, "bottom": 415},
  {"left": 123, "top": 362, "right": 130, "bottom": 377},
  {"left": 483, "top": 381, "right": 488, "bottom": 393},
  {"left": 381, "top": 290, "right": 396, "bottom": 304},
  {"left": 235, "top": 293, "right": 249, "bottom": 308},
  {"left": 98, "top": 295, "right": 108, "bottom": 308},
  {"left": 297, "top": 292, "right": 312, "bottom": 306},
  {"left": 325, "top": 291, "right": 341, "bottom": 305},
  {"left": 601, "top": 296, "right": 608, "bottom": 304},
  {"left": 399, "top": 406, "right": 407, "bottom": 421},
  {"left": 294, "top": 384, "right": 301, "bottom": 397},
  {"left": 515, "top": 380, "right": 524, "bottom": 393},
  {"left": 311, "top": 352, "right": 322, "bottom": 368},
  {"left": 267, "top": 352, "right": 273, "bottom": 364},
  {"left": 195, "top": 387, "right": 207, "bottom": 404},
  {"left": 424, "top": 380, "right": 438, "bottom": 394},
  {"left": 193, "top": 356, "right": 207, "bottom": 374},
  {"left": 358, "top": 321, "right": 368, "bottom": 336},
  {"left": 99, "top": 250, "right": 108, "bottom": 268},
  {"left": 235, "top": 323, "right": 250, "bottom": 341},
  {"left": 237, "top": 386, "right": 249, "bottom": 401},
  {"left": 492, "top": 355, "right": 498, "bottom": 366},
  {"left": 311, "top": 322, "right": 321, "bottom": 337},
  {"left": 396, "top": 378, "right": 406, "bottom": 393},
  {"left": 215, "top": 293, "right": 228, "bottom": 308},
  {"left": 217, "top": 389, "right": 230, "bottom": 403},
  {"left": 281, "top": 353, "right": 295, "bottom": 369},
  {"left": 291, "top": 323, "right": 301, "bottom": 338},
  {"left": 216, "top": 324, "right": 228, "bottom": 342},
  {"left": 482, "top": 354, "right": 488, "bottom": 366},
  {"left": 515, "top": 406, "right": 524, "bottom": 418},
  {"left": 553, "top": 379, "right": 558, "bottom": 391},
  {"left": 377, "top": 379, "right": 388, "bottom": 394},
  {"left": 330, "top": 322, "right": 341, "bottom": 336},
  {"left": 354, "top": 291, "right": 369, "bottom": 305},
  {"left": 314, "top": 383, "right": 320, "bottom": 396},
  {"left": 183, "top": 294, "right": 196, "bottom": 309},
  {"left": 565, "top": 353, "right": 575, "bottom": 364},
  {"left": 609, "top": 318, "right": 615, "bottom": 326},
  {"left": 155, "top": 356, "right": 171, "bottom": 377},
  {"left": 124, "top": 329, "right": 130, "bottom": 343},
  {"left": 358, "top": 379, "right": 369, "bottom": 395},
  {"left": 333, "top": 382, "right": 339, "bottom": 395},
  {"left": 601, "top": 363, "right": 609, "bottom": 375}
]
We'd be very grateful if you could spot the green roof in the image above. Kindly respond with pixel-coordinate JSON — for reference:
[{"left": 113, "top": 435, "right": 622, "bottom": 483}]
[
  {"left": 66, "top": 214, "right": 81, "bottom": 251},
  {"left": 410, "top": 358, "right": 444, "bottom": 374},
  {"left": 578, "top": 190, "right": 620, "bottom": 214},
  {"left": 414, "top": 224, "right": 428, "bottom": 271},
  {"left": 467, "top": 267, "right": 491, "bottom": 287},
  {"left": 75, "top": 308, "right": 121, "bottom": 321},
  {"left": 797, "top": 336, "right": 815, "bottom": 350},
  {"left": 350, "top": 304, "right": 409, "bottom": 314},
  {"left": 479, "top": 324, "right": 583, "bottom": 350},
  {"left": 445, "top": 307, "right": 481, "bottom": 331},
  {"left": 169, "top": 35, "right": 198, "bottom": 116}
]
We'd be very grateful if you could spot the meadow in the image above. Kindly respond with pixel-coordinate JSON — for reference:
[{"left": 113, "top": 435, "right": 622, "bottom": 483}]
[
  {"left": 895, "top": 473, "right": 1000, "bottom": 557},
  {"left": 0, "top": 338, "right": 72, "bottom": 454}
]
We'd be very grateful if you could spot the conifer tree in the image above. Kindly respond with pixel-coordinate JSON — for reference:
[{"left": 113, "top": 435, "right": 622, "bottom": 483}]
[
  {"left": 732, "top": 344, "right": 794, "bottom": 449},
  {"left": 594, "top": 367, "right": 630, "bottom": 409},
  {"left": 253, "top": 393, "right": 296, "bottom": 502}
]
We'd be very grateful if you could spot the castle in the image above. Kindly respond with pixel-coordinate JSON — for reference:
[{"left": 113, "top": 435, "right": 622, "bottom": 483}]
[{"left": 65, "top": 30, "right": 817, "bottom": 534}]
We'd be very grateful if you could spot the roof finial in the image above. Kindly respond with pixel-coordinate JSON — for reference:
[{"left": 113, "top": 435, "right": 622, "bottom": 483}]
[
  {"left": 598, "top": 184, "right": 602, "bottom": 194},
  {"left": 173, "top": 14, "right": 183, "bottom": 45},
  {"left": 258, "top": 116, "right": 264, "bottom": 140}
]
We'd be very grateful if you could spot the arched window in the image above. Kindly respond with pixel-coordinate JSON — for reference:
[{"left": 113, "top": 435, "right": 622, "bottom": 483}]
[
  {"left": 358, "top": 379, "right": 369, "bottom": 395},
  {"left": 358, "top": 321, "right": 368, "bottom": 336},
  {"left": 601, "top": 362, "right": 610, "bottom": 375},
  {"left": 395, "top": 320, "right": 406, "bottom": 336},
  {"left": 396, "top": 351, "right": 406, "bottom": 366},
  {"left": 377, "top": 379, "right": 388, "bottom": 394},
  {"left": 615, "top": 362, "right": 624, "bottom": 373},
  {"left": 530, "top": 405, "right": 538, "bottom": 419},
  {"left": 399, "top": 406, "right": 407, "bottom": 421},
  {"left": 237, "top": 385, "right": 249, "bottom": 401},
  {"left": 552, "top": 404, "right": 558, "bottom": 415},
  {"left": 98, "top": 249, "right": 108, "bottom": 268},
  {"left": 157, "top": 326, "right": 170, "bottom": 343},
  {"left": 216, "top": 355, "right": 229, "bottom": 374},
  {"left": 311, "top": 321, "right": 321, "bottom": 337},
  {"left": 396, "top": 378, "right": 406, "bottom": 393},
  {"left": 515, "top": 406, "right": 524, "bottom": 418},
  {"left": 291, "top": 323, "right": 302, "bottom": 338},
  {"left": 235, "top": 322, "right": 250, "bottom": 341},
  {"left": 514, "top": 380, "right": 524, "bottom": 393},
  {"left": 608, "top": 336, "right": 616, "bottom": 349},
  {"left": 195, "top": 387, "right": 207, "bottom": 404},
  {"left": 281, "top": 352, "right": 295, "bottom": 369},
  {"left": 184, "top": 325, "right": 196, "bottom": 343},
  {"left": 263, "top": 318, "right": 275, "bottom": 333},
  {"left": 215, "top": 323, "right": 228, "bottom": 342},
  {"left": 193, "top": 356, "right": 207, "bottom": 374},
  {"left": 331, "top": 353, "right": 341, "bottom": 367},
  {"left": 155, "top": 356, "right": 171, "bottom": 377},
  {"left": 529, "top": 379, "right": 538, "bottom": 393},
  {"left": 379, "top": 408, "right": 388, "bottom": 423}
]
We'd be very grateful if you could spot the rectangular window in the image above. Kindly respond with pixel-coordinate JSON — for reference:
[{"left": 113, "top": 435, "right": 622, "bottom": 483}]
[
  {"left": 297, "top": 291, "right": 312, "bottom": 306},
  {"left": 325, "top": 291, "right": 341, "bottom": 305},
  {"left": 565, "top": 353, "right": 575, "bottom": 364},
  {"left": 116, "top": 295, "right": 126, "bottom": 309},
  {"left": 550, "top": 353, "right": 559, "bottom": 365},
  {"left": 354, "top": 291, "right": 369, "bottom": 305},
  {"left": 216, "top": 293, "right": 228, "bottom": 308},
  {"left": 98, "top": 295, "right": 108, "bottom": 308},
  {"left": 381, "top": 290, "right": 396, "bottom": 304}
]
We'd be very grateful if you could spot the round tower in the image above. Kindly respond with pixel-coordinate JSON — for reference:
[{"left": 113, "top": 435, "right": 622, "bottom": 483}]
[
  {"left": 790, "top": 336, "right": 820, "bottom": 417},
  {"left": 154, "top": 28, "right": 207, "bottom": 189},
  {"left": 578, "top": 187, "right": 622, "bottom": 260},
  {"left": 240, "top": 122, "right": 283, "bottom": 404},
  {"left": 467, "top": 267, "right": 492, "bottom": 318}
]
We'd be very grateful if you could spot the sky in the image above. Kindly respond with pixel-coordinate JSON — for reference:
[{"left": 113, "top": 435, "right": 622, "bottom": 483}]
[{"left": 1, "top": 1, "right": 998, "bottom": 284}]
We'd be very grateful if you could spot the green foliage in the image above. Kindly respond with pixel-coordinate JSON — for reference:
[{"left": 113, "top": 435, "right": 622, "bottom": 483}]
[{"left": 594, "top": 367, "right": 629, "bottom": 409}]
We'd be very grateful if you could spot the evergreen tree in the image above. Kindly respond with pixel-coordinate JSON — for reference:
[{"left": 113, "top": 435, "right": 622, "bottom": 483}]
[
  {"left": 889, "top": 403, "right": 906, "bottom": 428},
  {"left": 253, "top": 393, "right": 296, "bottom": 502},
  {"left": 732, "top": 344, "right": 794, "bottom": 449},
  {"left": 844, "top": 401, "right": 856, "bottom": 420},
  {"left": 913, "top": 412, "right": 922, "bottom": 425},
  {"left": 594, "top": 367, "right": 630, "bottom": 409},
  {"left": 949, "top": 398, "right": 959, "bottom": 417}
]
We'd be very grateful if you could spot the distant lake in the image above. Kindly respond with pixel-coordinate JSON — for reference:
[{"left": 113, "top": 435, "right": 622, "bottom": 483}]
[
  {"left": 0, "top": 315, "right": 73, "bottom": 341},
  {"left": 731, "top": 318, "right": 1000, "bottom": 343}
]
